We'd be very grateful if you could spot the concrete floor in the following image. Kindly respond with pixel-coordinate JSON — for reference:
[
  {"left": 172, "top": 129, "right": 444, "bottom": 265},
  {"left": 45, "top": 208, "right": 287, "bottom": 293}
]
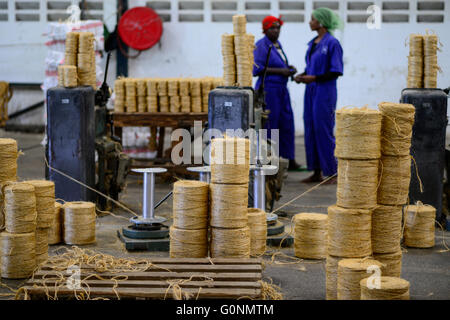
[{"left": 0, "top": 129, "right": 449, "bottom": 300}]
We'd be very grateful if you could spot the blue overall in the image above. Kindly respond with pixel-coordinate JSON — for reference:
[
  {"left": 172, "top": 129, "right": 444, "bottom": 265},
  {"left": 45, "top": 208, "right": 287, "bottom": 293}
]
[
  {"left": 253, "top": 35, "right": 295, "bottom": 160},
  {"left": 304, "top": 32, "right": 343, "bottom": 176}
]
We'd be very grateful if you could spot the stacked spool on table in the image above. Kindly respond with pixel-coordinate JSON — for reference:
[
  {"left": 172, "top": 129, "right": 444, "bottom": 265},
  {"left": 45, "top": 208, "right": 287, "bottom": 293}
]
[
  {"left": 170, "top": 180, "right": 209, "bottom": 258},
  {"left": 374, "top": 102, "right": 415, "bottom": 278},
  {"left": 326, "top": 106, "right": 382, "bottom": 300},
  {"left": 209, "top": 137, "right": 251, "bottom": 258}
]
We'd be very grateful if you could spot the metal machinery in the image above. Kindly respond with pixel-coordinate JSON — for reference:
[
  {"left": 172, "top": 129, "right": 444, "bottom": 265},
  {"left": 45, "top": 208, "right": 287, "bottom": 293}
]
[{"left": 47, "top": 52, "right": 130, "bottom": 209}]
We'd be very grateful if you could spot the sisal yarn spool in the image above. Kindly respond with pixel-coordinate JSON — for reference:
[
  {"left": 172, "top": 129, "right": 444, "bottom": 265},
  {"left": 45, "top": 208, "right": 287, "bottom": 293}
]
[
  {"left": 360, "top": 276, "right": 410, "bottom": 300},
  {"left": 172, "top": 180, "right": 209, "bottom": 230},
  {"left": 179, "top": 79, "right": 190, "bottom": 96},
  {"left": 36, "top": 227, "right": 49, "bottom": 265},
  {"left": 373, "top": 250, "right": 402, "bottom": 277},
  {"left": 221, "top": 33, "right": 235, "bottom": 55},
  {"left": 63, "top": 201, "right": 96, "bottom": 245},
  {"left": 403, "top": 203, "right": 435, "bottom": 248},
  {"left": 65, "top": 32, "right": 79, "bottom": 53},
  {"left": 125, "top": 79, "right": 137, "bottom": 112},
  {"left": 167, "top": 79, "right": 179, "bottom": 97},
  {"left": 169, "top": 226, "right": 208, "bottom": 258},
  {"left": 157, "top": 79, "right": 168, "bottom": 96},
  {"left": 372, "top": 205, "right": 402, "bottom": 254},
  {"left": 159, "top": 96, "right": 169, "bottom": 112},
  {"left": 78, "top": 32, "right": 94, "bottom": 53},
  {"left": 378, "top": 155, "right": 411, "bottom": 205},
  {"left": 294, "top": 213, "right": 327, "bottom": 259},
  {"left": 114, "top": 79, "right": 126, "bottom": 112},
  {"left": 191, "top": 96, "right": 202, "bottom": 112},
  {"left": 407, "top": 55, "right": 423, "bottom": 88},
  {"left": 335, "top": 107, "right": 382, "bottom": 159},
  {"left": 210, "top": 183, "right": 248, "bottom": 228},
  {"left": 190, "top": 79, "right": 201, "bottom": 97},
  {"left": 378, "top": 102, "right": 415, "bottom": 156},
  {"left": 170, "top": 96, "right": 181, "bottom": 113},
  {"left": 57, "top": 65, "right": 64, "bottom": 86},
  {"left": 136, "top": 79, "right": 147, "bottom": 96},
  {"left": 0, "top": 138, "right": 18, "bottom": 184},
  {"left": 62, "top": 65, "right": 78, "bottom": 87},
  {"left": 147, "top": 95, "right": 158, "bottom": 112},
  {"left": 423, "top": 34, "right": 438, "bottom": 56},
  {"left": 337, "top": 258, "right": 383, "bottom": 300},
  {"left": 424, "top": 76, "right": 437, "bottom": 88},
  {"left": 409, "top": 34, "right": 423, "bottom": 56},
  {"left": 232, "top": 15, "right": 247, "bottom": 34},
  {"left": 4, "top": 182, "right": 37, "bottom": 234},
  {"left": 327, "top": 205, "right": 372, "bottom": 258},
  {"left": 210, "top": 137, "right": 250, "bottom": 184},
  {"left": 180, "top": 95, "right": 191, "bottom": 112},
  {"left": 48, "top": 202, "right": 62, "bottom": 245},
  {"left": 210, "top": 226, "right": 250, "bottom": 258},
  {"left": 202, "top": 95, "right": 209, "bottom": 113},
  {"left": 25, "top": 180, "right": 55, "bottom": 228},
  {"left": 247, "top": 208, "right": 267, "bottom": 256},
  {"left": 424, "top": 55, "right": 438, "bottom": 76},
  {"left": 337, "top": 158, "right": 379, "bottom": 209},
  {"left": 147, "top": 78, "right": 158, "bottom": 96},
  {"left": 201, "top": 78, "right": 212, "bottom": 96},
  {"left": 0, "top": 231, "right": 36, "bottom": 279},
  {"left": 137, "top": 95, "right": 147, "bottom": 112}
]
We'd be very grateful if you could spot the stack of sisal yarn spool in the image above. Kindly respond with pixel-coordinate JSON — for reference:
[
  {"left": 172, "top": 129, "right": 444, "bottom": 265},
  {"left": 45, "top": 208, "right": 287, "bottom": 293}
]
[
  {"left": 407, "top": 34, "right": 423, "bottom": 88},
  {"left": 114, "top": 78, "right": 126, "bottom": 112},
  {"left": 294, "top": 213, "right": 327, "bottom": 260},
  {"left": 220, "top": 15, "right": 254, "bottom": 87},
  {"left": 247, "top": 208, "right": 267, "bottom": 257},
  {"left": 326, "top": 106, "right": 382, "bottom": 300},
  {"left": 374, "top": 102, "right": 415, "bottom": 277},
  {"left": 201, "top": 78, "right": 211, "bottom": 113},
  {"left": 136, "top": 79, "right": 148, "bottom": 112},
  {"left": 190, "top": 78, "right": 202, "bottom": 112},
  {"left": 1, "top": 182, "right": 37, "bottom": 278},
  {"left": 125, "top": 79, "right": 137, "bottom": 113},
  {"left": 168, "top": 79, "right": 180, "bottom": 113},
  {"left": 0, "top": 138, "right": 19, "bottom": 228},
  {"left": 25, "top": 180, "right": 56, "bottom": 265},
  {"left": 170, "top": 180, "right": 209, "bottom": 258},
  {"left": 147, "top": 78, "right": 159, "bottom": 112},
  {"left": 209, "top": 137, "right": 251, "bottom": 258},
  {"left": 179, "top": 79, "right": 191, "bottom": 113}
]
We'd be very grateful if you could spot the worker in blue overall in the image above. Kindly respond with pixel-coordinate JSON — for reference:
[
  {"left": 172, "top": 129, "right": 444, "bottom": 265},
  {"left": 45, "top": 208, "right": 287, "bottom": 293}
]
[
  {"left": 253, "top": 16, "right": 301, "bottom": 171},
  {"left": 294, "top": 8, "right": 344, "bottom": 183}
]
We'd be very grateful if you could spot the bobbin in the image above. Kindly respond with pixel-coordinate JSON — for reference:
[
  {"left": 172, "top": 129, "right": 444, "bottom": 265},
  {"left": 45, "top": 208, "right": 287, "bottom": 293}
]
[
  {"left": 250, "top": 164, "right": 278, "bottom": 222},
  {"left": 130, "top": 168, "right": 167, "bottom": 225},
  {"left": 187, "top": 166, "right": 211, "bottom": 183}
]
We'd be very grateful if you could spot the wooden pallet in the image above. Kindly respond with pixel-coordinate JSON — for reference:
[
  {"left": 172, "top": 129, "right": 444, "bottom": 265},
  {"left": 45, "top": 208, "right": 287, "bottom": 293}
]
[{"left": 21, "top": 257, "right": 263, "bottom": 300}]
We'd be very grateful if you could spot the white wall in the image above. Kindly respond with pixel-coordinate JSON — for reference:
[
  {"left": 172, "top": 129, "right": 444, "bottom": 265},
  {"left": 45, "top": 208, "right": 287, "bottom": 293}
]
[{"left": 1, "top": 0, "right": 449, "bottom": 134}]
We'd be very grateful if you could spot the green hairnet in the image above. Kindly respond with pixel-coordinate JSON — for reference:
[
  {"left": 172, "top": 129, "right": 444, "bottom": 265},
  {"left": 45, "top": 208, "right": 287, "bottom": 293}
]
[{"left": 312, "top": 7, "right": 343, "bottom": 34}]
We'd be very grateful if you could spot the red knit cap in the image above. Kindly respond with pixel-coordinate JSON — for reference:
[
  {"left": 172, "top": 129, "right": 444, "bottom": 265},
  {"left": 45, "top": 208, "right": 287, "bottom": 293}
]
[{"left": 262, "top": 15, "right": 284, "bottom": 31}]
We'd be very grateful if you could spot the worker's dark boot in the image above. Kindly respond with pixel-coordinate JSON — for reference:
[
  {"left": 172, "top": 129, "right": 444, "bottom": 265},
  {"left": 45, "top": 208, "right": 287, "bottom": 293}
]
[{"left": 301, "top": 170, "right": 323, "bottom": 183}]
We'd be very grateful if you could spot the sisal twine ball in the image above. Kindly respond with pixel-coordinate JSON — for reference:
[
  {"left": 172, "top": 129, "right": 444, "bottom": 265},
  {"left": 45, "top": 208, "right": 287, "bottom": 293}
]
[
  {"left": 25, "top": 180, "right": 55, "bottom": 228},
  {"left": 210, "top": 226, "right": 250, "bottom": 258},
  {"left": 169, "top": 226, "right": 208, "bottom": 258},
  {"left": 36, "top": 227, "right": 49, "bottom": 265},
  {"left": 294, "top": 213, "right": 327, "bottom": 259},
  {"left": 373, "top": 250, "right": 402, "bottom": 278},
  {"left": 371, "top": 205, "right": 402, "bottom": 254},
  {"left": 172, "top": 180, "right": 209, "bottom": 230},
  {"left": 247, "top": 208, "right": 267, "bottom": 257},
  {"left": 0, "top": 138, "right": 18, "bottom": 184},
  {"left": 335, "top": 107, "right": 382, "bottom": 160},
  {"left": 48, "top": 202, "right": 63, "bottom": 245},
  {"left": 403, "top": 204, "right": 435, "bottom": 248},
  {"left": 210, "top": 137, "right": 250, "bottom": 184},
  {"left": 210, "top": 183, "right": 248, "bottom": 228},
  {"left": 409, "top": 34, "right": 423, "bottom": 56},
  {"left": 63, "top": 201, "right": 96, "bottom": 245},
  {"left": 360, "top": 276, "right": 410, "bottom": 300},
  {"left": 337, "top": 258, "right": 383, "bottom": 300},
  {"left": 337, "top": 158, "right": 379, "bottom": 209},
  {"left": 378, "top": 102, "right": 415, "bottom": 156},
  {"left": 4, "top": 182, "right": 37, "bottom": 234},
  {"left": 378, "top": 155, "right": 411, "bottom": 205},
  {"left": 327, "top": 205, "right": 372, "bottom": 258},
  {"left": 232, "top": 15, "right": 247, "bottom": 34},
  {"left": 0, "top": 231, "right": 36, "bottom": 279}
]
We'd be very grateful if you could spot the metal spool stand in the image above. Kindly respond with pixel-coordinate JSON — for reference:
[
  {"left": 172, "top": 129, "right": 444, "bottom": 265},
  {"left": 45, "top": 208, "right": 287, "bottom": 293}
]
[
  {"left": 250, "top": 164, "right": 293, "bottom": 247},
  {"left": 118, "top": 168, "right": 171, "bottom": 251},
  {"left": 187, "top": 166, "right": 211, "bottom": 183}
]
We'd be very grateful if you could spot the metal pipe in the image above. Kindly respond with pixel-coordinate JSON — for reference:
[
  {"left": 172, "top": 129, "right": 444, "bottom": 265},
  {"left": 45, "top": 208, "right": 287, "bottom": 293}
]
[
  {"left": 253, "top": 168, "right": 265, "bottom": 210},
  {"left": 142, "top": 172, "right": 155, "bottom": 220}
]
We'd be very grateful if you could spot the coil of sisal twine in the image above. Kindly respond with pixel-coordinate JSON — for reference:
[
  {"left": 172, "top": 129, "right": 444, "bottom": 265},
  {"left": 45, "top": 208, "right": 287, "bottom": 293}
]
[
  {"left": 25, "top": 180, "right": 55, "bottom": 228},
  {"left": 3, "top": 182, "right": 37, "bottom": 234},
  {"left": 210, "top": 183, "right": 248, "bottom": 228},
  {"left": 403, "top": 203, "right": 435, "bottom": 248},
  {"left": 0, "top": 231, "right": 36, "bottom": 279},
  {"left": 337, "top": 159, "right": 379, "bottom": 209},
  {"left": 247, "top": 208, "right": 267, "bottom": 257},
  {"left": 423, "top": 34, "right": 438, "bottom": 56},
  {"left": 409, "top": 34, "right": 423, "bottom": 56},
  {"left": 210, "top": 226, "right": 250, "bottom": 258},
  {"left": 335, "top": 107, "right": 382, "bottom": 160},
  {"left": 63, "top": 201, "right": 96, "bottom": 245},
  {"left": 337, "top": 258, "right": 383, "bottom": 300},
  {"left": 48, "top": 202, "right": 63, "bottom": 245},
  {"left": 232, "top": 15, "right": 247, "bottom": 34},
  {"left": 371, "top": 205, "right": 403, "bottom": 254},
  {"left": 36, "top": 227, "right": 49, "bottom": 265},
  {"left": 169, "top": 226, "right": 208, "bottom": 258},
  {"left": 377, "top": 155, "right": 411, "bottom": 205},
  {"left": 210, "top": 137, "right": 250, "bottom": 184},
  {"left": 360, "top": 276, "right": 410, "bottom": 300},
  {"left": 0, "top": 138, "right": 18, "bottom": 184},
  {"left": 294, "top": 213, "right": 327, "bottom": 259},
  {"left": 378, "top": 102, "right": 415, "bottom": 156},
  {"left": 327, "top": 205, "right": 372, "bottom": 258},
  {"left": 373, "top": 250, "right": 402, "bottom": 278},
  {"left": 172, "top": 180, "right": 209, "bottom": 230}
]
